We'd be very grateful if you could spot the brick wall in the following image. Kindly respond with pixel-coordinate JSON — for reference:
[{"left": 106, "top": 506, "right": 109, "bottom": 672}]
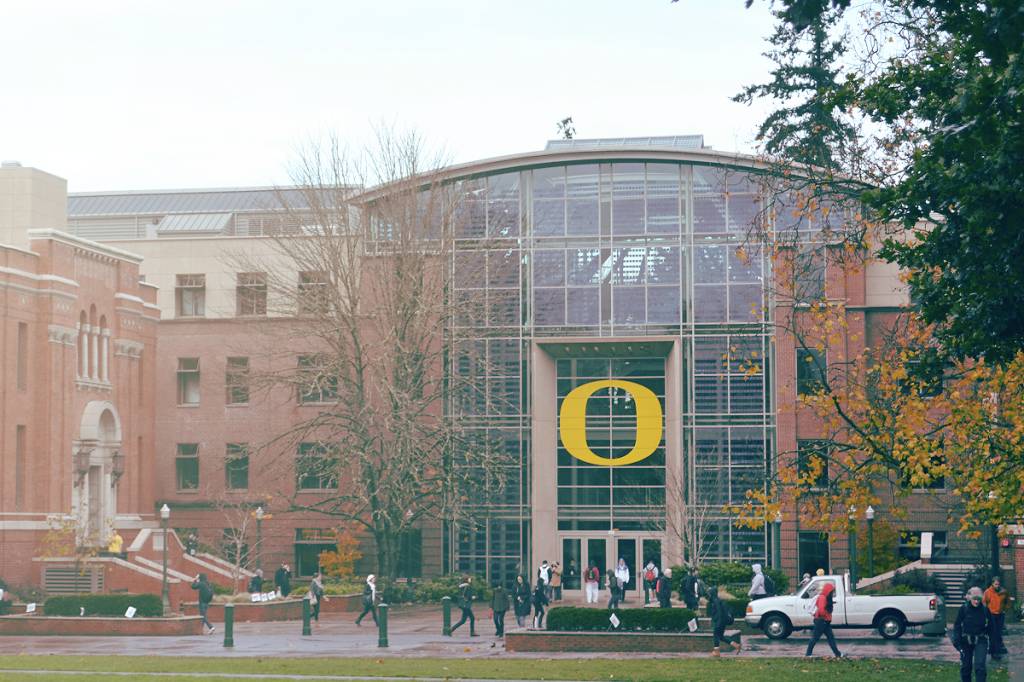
[{"left": 0, "top": 615, "right": 203, "bottom": 636}]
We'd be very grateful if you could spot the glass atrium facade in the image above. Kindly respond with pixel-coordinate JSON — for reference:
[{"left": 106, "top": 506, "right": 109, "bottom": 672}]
[{"left": 449, "top": 157, "right": 773, "bottom": 587}]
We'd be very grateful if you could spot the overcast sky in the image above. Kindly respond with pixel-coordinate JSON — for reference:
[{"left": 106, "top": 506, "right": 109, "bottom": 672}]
[{"left": 0, "top": 1, "right": 776, "bottom": 192}]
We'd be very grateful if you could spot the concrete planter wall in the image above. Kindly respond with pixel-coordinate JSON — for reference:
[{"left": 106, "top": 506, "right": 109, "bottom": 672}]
[
  {"left": 0, "top": 615, "right": 204, "bottom": 637},
  {"left": 505, "top": 629, "right": 740, "bottom": 653},
  {"left": 181, "top": 594, "right": 361, "bottom": 622}
]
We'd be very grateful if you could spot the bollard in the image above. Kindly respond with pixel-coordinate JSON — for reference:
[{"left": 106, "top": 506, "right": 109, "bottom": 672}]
[
  {"left": 223, "top": 603, "right": 234, "bottom": 648},
  {"left": 302, "top": 596, "right": 312, "bottom": 636},
  {"left": 441, "top": 596, "right": 452, "bottom": 636},
  {"left": 378, "top": 603, "right": 389, "bottom": 648}
]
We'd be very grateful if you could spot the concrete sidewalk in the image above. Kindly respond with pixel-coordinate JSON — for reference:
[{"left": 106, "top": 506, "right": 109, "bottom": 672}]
[{"left": 0, "top": 604, "right": 1014, "bottom": 665}]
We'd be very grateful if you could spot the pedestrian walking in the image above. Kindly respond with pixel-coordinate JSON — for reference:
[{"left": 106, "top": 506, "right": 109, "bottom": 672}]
[
  {"left": 614, "top": 558, "right": 630, "bottom": 602},
  {"left": 532, "top": 579, "right": 549, "bottom": 629},
  {"left": 655, "top": 567, "right": 672, "bottom": 608},
  {"left": 490, "top": 583, "right": 509, "bottom": 637},
  {"left": 748, "top": 563, "right": 767, "bottom": 601},
  {"left": 274, "top": 562, "right": 292, "bottom": 597},
  {"left": 247, "top": 569, "right": 263, "bottom": 594},
  {"left": 606, "top": 568, "right": 620, "bottom": 610},
  {"left": 355, "top": 574, "right": 378, "bottom": 626},
  {"left": 537, "top": 560, "right": 551, "bottom": 599},
  {"left": 584, "top": 561, "right": 600, "bottom": 604},
  {"left": 642, "top": 561, "right": 659, "bottom": 603},
  {"left": 983, "top": 576, "right": 1009, "bottom": 659},
  {"left": 308, "top": 571, "right": 327, "bottom": 622},
  {"left": 954, "top": 586, "right": 994, "bottom": 681},
  {"left": 805, "top": 581, "right": 843, "bottom": 658},
  {"left": 450, "top": 575, "right": 478, "bottom": 636},
  {"left": 190, "top": 573, "right": 215, "bottom": 635},
  {"left": 550, "top": 562, "right": 562, "bottom": 601},
  {"left": 682, "top": 569, "right": 701, "bottom": 611},
  {"left": 708, "top": 587, "right": 741, "bottom": 656},
  {"left": 513, "top": 574, "right": 531, "bottom": 627}
]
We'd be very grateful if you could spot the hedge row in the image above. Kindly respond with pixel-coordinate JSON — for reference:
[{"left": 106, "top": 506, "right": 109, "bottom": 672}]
[
  {"left": 546, "top": 606, "right": 698, "bottom": 632},
  {"left": 43, "top": 593, "right": 163, "bottom": 618},
  {"left": 0, "top": 600, "right": 11, "bottom": 616}
]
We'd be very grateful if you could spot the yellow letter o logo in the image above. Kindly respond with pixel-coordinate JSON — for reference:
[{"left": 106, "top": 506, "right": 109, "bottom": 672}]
[{"left": 559, "top": 379, "right": 663, "bottom": 466}]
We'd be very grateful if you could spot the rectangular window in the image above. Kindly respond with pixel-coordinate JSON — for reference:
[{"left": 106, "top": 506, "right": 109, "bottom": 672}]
[
  {"left": 221, "top": 528, "right": 250, "bottom": 569},
  {"left": 177, "top": 358, "right": 200, "bottom": 405},
  {"left": 225, "top": 443, "right": 249, "bottom": 490},
  {"left": 297, "top": 355, "right": 338, "bottom": 403},
  {"left": 297, "top": 271, "right": 329, "bottom": 315},
  {"left": 15, "top": 425, "right": 26, "bottom": 510},
  {"left": 793, "top": 244, "right": 825, "bottom": 302},
  {"left": 236, "top": 272, "right": 267, "bottom": 316},
  {"left": 898, "top": 530, "right": 948, "bottom": 561},
  {"left": 225, "top": 357, "right": 250, "bottom": 405},
  {"left": 797, "top": 348, "right": 826, "bottom": 396},
  {"left": 175, "top": 274, "right": 206, "bottom": 317},
  {"left": 294, "top": 528, "right": 335, "bottom": 577},
  {"left": 296, "top": 442, "right": 339, "bottom": 490},
  {"left": 175, "top": 443, "right": 199, "bottom": 491},
  {"left": 797, "top": 440, "right": 829, "bottom": 488},
  {"left": 16, "top": 322, "right": 27, "bottom": 391},
  {"left": 798, "top": 531, "right": 830, "bottom": 577}
]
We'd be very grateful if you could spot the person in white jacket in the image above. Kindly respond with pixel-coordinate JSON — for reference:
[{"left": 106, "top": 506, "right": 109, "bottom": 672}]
[
  {"left": 614, "top": 558, "right": 630, "bottom": 603},
  {"left": 748, "top": 563, "right": 767, "bottom": 600}
]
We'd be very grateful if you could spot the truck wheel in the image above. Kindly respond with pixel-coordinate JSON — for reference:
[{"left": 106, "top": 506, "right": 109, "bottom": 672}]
[
  {"left": 877, "top": 613, "right": 906, "bottom": 639},
  {"left": 762, "top": 613, "right": 792, "bottom": 640}
]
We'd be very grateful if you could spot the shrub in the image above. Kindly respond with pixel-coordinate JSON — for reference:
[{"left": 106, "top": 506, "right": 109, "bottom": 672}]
[
  {"left": 547, "top": 606, "right": 697, "bottom": 632},
  {"left": 697, "top": 562, "right": 789, "bottom": 596},
  {"left": 0, "top": 600, "right": 12, "bottom": 615},
  {"left": 721, "top": 597, "right": 749, "bottom": 619},
  {"left": 44, "top": 593, "right": 163, "bottom": 618},
  {"left": 211, "top": 583, "right": 233, "bottom": 596},
  {"left": 323, "top": 578, "right": 365, "bottom": 596},
  {"left": 892, "top": 569, "right": 946, "bottom": 596},
  {"left": 863, "top": 584, "right": 914, "bottom": 596},
  {"left": 959, "top": 566, "right": 995, "bottom": 598},
  {"left": 410, "top": 574, "right": 490, "bottom": 603}
]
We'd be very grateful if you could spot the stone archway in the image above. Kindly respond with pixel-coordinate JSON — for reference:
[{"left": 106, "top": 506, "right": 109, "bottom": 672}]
[{"left": 73, "top": 401, "right": 123, "bottom": 545}]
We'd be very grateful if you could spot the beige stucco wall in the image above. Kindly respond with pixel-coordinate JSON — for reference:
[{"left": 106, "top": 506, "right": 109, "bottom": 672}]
[
  {"left": 864, "top": 257, "right": 910, "bottom": 308},
  {"left": 0, "top": 165, "right": 67, "bottom": 248}
]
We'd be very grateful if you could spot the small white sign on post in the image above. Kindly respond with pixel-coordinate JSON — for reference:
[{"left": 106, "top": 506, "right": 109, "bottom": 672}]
[
  {"left": 267, "top": 592, "right": 277, "bottom": 601},
  {"left": 80, "top": 607, "right": 85, "bottom": 616},
  {"left": 251, "top": 593, "right": 261, "bottom": 603},
  {"left": 608, "top": 613, "right": 620, "bottom": 628},
  {"left": 125, "top": 606, "right": 137, "bottom": 618},
  {"left": 0, "top": 588, "right": 5, "bottom": 601},
  {"left": 920, "top": 531, "right": 934, "bottom": 560},
  {"left": 687, "top": 618, "right": 698, "bottom": 632},
  {"left": 25, "top": 603, "right": 36, "bottom": 614}
]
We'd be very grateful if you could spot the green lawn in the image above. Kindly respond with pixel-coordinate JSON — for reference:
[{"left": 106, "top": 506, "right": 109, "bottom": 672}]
[{"left": 0, "top": 655, "right": 1005, "bottom": 681}]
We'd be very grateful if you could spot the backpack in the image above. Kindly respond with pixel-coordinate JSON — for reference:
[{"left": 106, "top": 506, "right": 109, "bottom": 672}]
[
  {"left": 587, "top": 567, "right": 599, "bottom": 582},
  {"left": 644, "top": 568, "right": 656, "bottom": 583},
  {"left": 763, "top": 573, "right": 776, "bottom": 597},
  {"left": 199, "top": 582, "right": 214, "bottom": 603}
]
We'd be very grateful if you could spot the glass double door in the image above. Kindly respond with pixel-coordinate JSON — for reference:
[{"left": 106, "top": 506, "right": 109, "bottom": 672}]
[{"left": 561, "top": 535, "right": 662, "bottom": 595}]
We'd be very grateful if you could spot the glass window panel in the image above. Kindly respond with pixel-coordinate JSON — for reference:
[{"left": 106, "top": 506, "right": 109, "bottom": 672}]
[
  {"left": 645, "top": 163, "right": 681, "bottom": 234},
  {"left": 568, "top": 249, "right": 602, "bottom": 285},
  {"left": 646, "top": 246, "right": 680, "bottom": 284},
  {"left": 487, "top": 249, "right": 520, "bottom": 288},
  {"left": 613, "top": 487, "right": 664, "bottom": 507},
  {"left": 533, "top": 166, "right": 565, "bottom": 199},
  {"left": 613, "top": 287, "right": 645, "bottom": 325},
  {"left": 798, "top": 348, "right": 826, "bottom": 395},
  {"left": 456, "top": 189, "right": 487, "bottom": 238},
  {"left": 729, "top": 284, "right": 763, "bottom": 322},
  {"left": 534, "top": 288, "right": 565, "bottom": 326},
  {"left": 694, "top": 337, "right": 729, "bottom": 372},
  {"left": 611, "top": 247, "right": 646, "bottom": 285},
  {"left": 612, "top": 163, "right": 645, "bottom": 235},
  {"left": 693, "top": 195, "right": 726, "bottom": 234},
  {"left": 566, "top": 165, "right": 599, "bottom": 236},
  {"left": 694, "top": 285, "right": 727, "bottom": 323},
  {"left": 488, "top": 339, "right": 520, "bottom": 376},
  {"left": 611, "top": 358, "right": 664, "bottom": 377},
  {"left": 611, "top": 467, "right": 665, "bottom": 486},
  {"left": 729, "top": 372, "right": 765, "bottom": 413},
  {"left": 488, "top": 290, "right": 520, "bottom": 326},
  {"left": 731, "top": 429, "right": 766, "bottom": 466},
  {"left": 695, "top": 468, "right": 729, "bottom": 505},
  {"left": 558, "top": 487, "right": 610, "bottom": 506},
  {"left": 695, "top": 245, "right": 726, "bottom": 284},
  {"left": 728, "top": 246, "right": 763, "bottom": 283},
  {"left": 647, "top": 286, "right": 681, "bottom": 324},
  {"left": 695, "top": 428, "right": 729, "bottom": 466},
  {"left": 533, "top": 250, "right": 565, "bottom": 287},
  {"left": 454, "top": 290, "right": 485, "bottom": 326},
  {"left": 732, "top": 526, "right": 766, "bottom": 560},
  {"left": 575, "top": 359, "right": 609, "bottom": 377},
  {"left": 566, "top": 288, "right": 599, "bottom": 325},
  {"left": 487, "top": 172, "right": 520, "bottom": 238},
  {"left": 558, "top": 467, "right": 611, "bottom": 486},
  {"left": 729, "top": 336, "right": 764, "bottom": 373},
  {"left": 728, "top": 193, "right": 761, "bottom": 234},
  {"left": 730, "top": 467, "right": 765, "bottom": 503},
  {"left": 454, "top": 252, "right": 484, "bottom": 288},
  {"left": 534, "top": 198, "right": 565, "bottom": 236},
  {"left": 695, "top": 374, "right": 729, "bottom": 414}
]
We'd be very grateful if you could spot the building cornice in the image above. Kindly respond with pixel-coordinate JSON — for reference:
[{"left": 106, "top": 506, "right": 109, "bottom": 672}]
[{"left": 27, "top": 229, "right": 144, "bottom": 264}]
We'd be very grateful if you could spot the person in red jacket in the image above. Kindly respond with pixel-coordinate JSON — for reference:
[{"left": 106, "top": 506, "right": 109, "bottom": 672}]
[{"left": 805, "top": 581, "right": 843, "bottom": 658}]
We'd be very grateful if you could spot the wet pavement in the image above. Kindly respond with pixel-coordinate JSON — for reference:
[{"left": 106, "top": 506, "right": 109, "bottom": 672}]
[{"left": 0, "top": 604, "right": 1018, "bottom": 670}]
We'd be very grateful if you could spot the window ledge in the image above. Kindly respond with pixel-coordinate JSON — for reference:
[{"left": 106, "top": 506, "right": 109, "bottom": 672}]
[
  {"left": 177, "top": 404, "right": 201, "bottom": 408},
  {"left": 76, "top": 379, "right": 112, "bottom": 392},
  {"left": 225, "top": 403, "right": 250, "bottom": 408},
  {"left": 175, "top": 489, "right": 201, "bottom": 495}
]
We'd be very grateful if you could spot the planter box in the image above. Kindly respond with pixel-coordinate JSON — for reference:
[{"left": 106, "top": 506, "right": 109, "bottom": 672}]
[
  {"left": 0, "top": 616, "right": 204, "bottom": 637},
  {"left": 182, "top": 594, "right": 360, "bottom": 622},
  {"left": 505, "top": 629, "right": 740, "bottom": 653}
]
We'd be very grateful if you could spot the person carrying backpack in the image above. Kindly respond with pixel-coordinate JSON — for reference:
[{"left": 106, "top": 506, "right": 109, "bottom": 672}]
[
  {"left": 308, "top": 571, "right": 327, "bottom": 622},
  {"left": 682, "top": 570, "right": 700, "bottom": 611},
  {"left": 532, "top": 579, "right": 549, "bottom": 629},
  {"left": 748, "top": 563, "right": 767, "bottom": 601},
  {"left": 513, "top": 574, "right": 531, "bottom": 627},
  {"left": 355, "top": 574, "right": 378, "bottom": 626},
  {"left": 643, "top": 561, "right": 659, "bottom": 603},
  {"left": 490, "top": 582, "right": 510, "bottom": 637},
  {"left": 805, "top": 581, "right": 843, "bottom": 658},
  {"left": 953, "top": 586, "right": 993, "bottom": 682},
  {"left": 606, "top": 569, "right": 620, "bottom": 610},
  {"left": 449, "top": 576, "right": 478, "bottom": 636},
  {"left": 191, "top": 573, "right": 215, "bottom": 635},
  {"left": 708, "top": 586, "right": 740, "bottom": 656}
]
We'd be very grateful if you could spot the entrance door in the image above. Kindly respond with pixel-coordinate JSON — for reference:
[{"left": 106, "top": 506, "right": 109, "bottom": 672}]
[
  {"left": 616, "top": 538, "right": 637, "bottom": 595},
  {"left": 561, "top": 538, "right": 582, "bottom": 590}
]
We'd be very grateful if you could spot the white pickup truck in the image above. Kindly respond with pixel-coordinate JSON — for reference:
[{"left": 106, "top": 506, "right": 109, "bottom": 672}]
[{"left": 745, "top": 574, "right": 943, "bottom": 640}]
